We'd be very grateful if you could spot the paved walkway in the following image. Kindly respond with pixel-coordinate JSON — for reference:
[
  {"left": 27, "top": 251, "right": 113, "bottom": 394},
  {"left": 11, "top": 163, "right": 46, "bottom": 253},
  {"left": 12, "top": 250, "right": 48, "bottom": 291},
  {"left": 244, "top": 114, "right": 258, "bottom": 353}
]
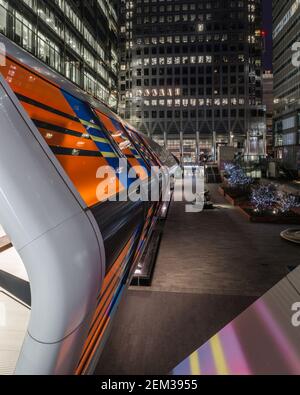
[
  {"left": 149, "top": 184, "right": 300, "bottom": 297},
  {"left": 95, "top": 183, "right": 300, "bottom": 375}
]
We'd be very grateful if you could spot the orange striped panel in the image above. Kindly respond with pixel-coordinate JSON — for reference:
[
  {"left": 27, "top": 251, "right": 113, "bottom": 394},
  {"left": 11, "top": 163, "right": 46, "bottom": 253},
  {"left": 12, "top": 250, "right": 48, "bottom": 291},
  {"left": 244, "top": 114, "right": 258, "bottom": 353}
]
[
  {"left": 20, "top": 102, "right": 86, "bottom": 134},
  {"left": 2, "top": 58, "right": 76, "bottom": 117},
  {"left": 96, "top": 111, "right": 148, "bottom": 181},
  {"left": 56, "top": 155, "right": 122, "bottom": 205},
  {"left": 39, "top": 129, "right": 95, "bottom": 152},
  {"left": 1, "top": 56, "right": 124, "bottom": 207},
  {"left": 96, "top": 111, "right": 134, "bottom": 156}
]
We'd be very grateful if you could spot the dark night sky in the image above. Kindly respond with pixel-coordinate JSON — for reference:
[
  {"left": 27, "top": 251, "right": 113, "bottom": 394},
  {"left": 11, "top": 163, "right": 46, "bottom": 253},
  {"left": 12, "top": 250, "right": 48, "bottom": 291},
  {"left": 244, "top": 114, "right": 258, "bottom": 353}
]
[{"left": 262, "top": 0, "right": 273, "bottom": 71}]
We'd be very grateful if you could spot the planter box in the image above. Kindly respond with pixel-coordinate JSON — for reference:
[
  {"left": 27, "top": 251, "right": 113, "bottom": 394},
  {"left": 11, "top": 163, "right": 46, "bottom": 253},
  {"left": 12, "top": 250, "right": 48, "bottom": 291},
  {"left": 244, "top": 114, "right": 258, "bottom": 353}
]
[
  {"left": 237, "top": 206, "right": 300, "bottom": 224},
  {"left": 218, "top": 186, "right": 248, "bottom": 206},
  {"left": 218, "top": 186, "right": 226, "bottom": 196},
  {"left": 224, "top": 194, "right": 245, "bottom": 206},
  {"left": 220, "top": 175, "right": 228, "bottom": 184},
  {"left": 292, "top": 207, "right": 300, "bottom": 215}
]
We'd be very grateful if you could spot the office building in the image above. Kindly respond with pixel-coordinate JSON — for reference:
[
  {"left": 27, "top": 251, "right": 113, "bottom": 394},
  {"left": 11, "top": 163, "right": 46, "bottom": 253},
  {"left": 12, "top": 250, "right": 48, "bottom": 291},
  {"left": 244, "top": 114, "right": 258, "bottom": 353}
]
[
  {"left": 273, "top": 0, "right": 300, "bottom": 174},
  {"left": 262, "top": 70, "right": 274, "bottom": 155},
  {"left": 0, "top": 0, "right": 119, "bottom": 109},
  {"left": 118, "top": 0, "right": 265, "bottom": 162}
]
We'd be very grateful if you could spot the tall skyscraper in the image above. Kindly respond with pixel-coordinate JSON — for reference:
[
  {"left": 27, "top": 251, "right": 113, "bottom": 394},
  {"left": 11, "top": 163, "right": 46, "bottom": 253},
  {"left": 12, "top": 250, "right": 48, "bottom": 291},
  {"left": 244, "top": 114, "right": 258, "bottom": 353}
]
[
  {"left": 262, "top": 70, "right": 274, "bottom": 155},
  {"left": 0, "top": 0, "right": 119, "bottom": 109},
  {"left": 118, "top": 0, "right": 265, "bottom": 163},
  {"left": 273, "top": 0, "right": 300, "bottom": 174}
]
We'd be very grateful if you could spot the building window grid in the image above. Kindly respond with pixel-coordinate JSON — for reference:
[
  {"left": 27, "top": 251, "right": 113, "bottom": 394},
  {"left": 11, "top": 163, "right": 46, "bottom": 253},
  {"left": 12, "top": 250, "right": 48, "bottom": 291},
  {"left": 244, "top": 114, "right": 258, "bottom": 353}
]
[
  {"left": 120, "top": 0, "right": 262, "bottom": 153},
  {"left": 0, "top": 0, "right": 118, "bottom": 108}
]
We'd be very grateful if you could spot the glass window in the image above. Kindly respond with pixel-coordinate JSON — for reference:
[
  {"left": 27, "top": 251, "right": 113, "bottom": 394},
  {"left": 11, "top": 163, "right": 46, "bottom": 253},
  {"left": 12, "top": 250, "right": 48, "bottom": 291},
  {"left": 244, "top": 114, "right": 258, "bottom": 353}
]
[{"left": 0, "top": 0, "right": 7, "bottom": 34}]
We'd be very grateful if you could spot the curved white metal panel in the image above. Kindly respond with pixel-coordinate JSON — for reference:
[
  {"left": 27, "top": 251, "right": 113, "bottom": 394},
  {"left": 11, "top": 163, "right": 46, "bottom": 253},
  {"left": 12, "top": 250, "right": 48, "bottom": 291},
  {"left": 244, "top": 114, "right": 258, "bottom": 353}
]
[
  {"left": 15, "top": 317, "right": 93, "bottom": 375},
  {"left": 19, "top": 211, "right": 102, "bottom": 343}
]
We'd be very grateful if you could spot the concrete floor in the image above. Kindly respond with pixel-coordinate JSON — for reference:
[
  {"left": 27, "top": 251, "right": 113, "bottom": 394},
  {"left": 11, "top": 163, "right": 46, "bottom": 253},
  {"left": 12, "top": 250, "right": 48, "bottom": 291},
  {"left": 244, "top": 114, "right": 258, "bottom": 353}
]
[{"left": 95, "top": 184, "right": 300, "bottom": 375}]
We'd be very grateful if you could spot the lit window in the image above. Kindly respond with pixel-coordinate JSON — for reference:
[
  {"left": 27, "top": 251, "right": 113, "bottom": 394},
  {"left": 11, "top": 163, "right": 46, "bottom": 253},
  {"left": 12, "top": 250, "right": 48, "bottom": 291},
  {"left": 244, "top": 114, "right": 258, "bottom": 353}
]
[{"left": 198, "top": 23, "right": 204, "bottom": 32}]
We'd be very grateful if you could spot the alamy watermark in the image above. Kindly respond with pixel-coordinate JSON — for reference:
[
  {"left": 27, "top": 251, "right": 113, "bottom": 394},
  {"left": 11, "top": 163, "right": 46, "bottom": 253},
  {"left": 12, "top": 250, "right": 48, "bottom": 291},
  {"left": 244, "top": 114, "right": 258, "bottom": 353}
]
[
  {"left": 292, "top": 42, "right": 300, "bottom": 67},
  {"left": 95, "top": 160, "right": 205, "bottom": 213},
  {"left": 291, "top": 302, "right": 300, "bottom": 328}
]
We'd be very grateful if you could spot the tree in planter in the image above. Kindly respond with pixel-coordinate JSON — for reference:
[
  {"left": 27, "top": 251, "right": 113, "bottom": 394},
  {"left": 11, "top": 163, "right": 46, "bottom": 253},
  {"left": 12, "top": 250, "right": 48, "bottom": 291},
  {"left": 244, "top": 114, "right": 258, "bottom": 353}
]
[
  {"left": 224, "top": 163, "right": 236, "bottom": 178},
  {"left": 227, "top": 165, "right": 252, "bottom": 189},
  {"left": 251, "top": 184, "right": 277, "bottom": 213},
  {"left": 277, "top": 192, "right": 300, "bottom": 213}
]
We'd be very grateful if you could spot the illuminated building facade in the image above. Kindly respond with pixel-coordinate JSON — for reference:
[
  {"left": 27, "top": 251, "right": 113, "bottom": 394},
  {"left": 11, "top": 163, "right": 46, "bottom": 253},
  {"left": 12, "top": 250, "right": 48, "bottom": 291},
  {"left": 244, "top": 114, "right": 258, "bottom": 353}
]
[
  {"left": 273, "top": 0, "right": 300, "bottom": 174},
  {"left": 262, "top": 70, "right": 274, "bottom": 155},
  {"left": 118, "top": 0, "right": 265, "bottom": 162},
  {"left": 0, "top": 0, "right": 119, "bottom": 109}
]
